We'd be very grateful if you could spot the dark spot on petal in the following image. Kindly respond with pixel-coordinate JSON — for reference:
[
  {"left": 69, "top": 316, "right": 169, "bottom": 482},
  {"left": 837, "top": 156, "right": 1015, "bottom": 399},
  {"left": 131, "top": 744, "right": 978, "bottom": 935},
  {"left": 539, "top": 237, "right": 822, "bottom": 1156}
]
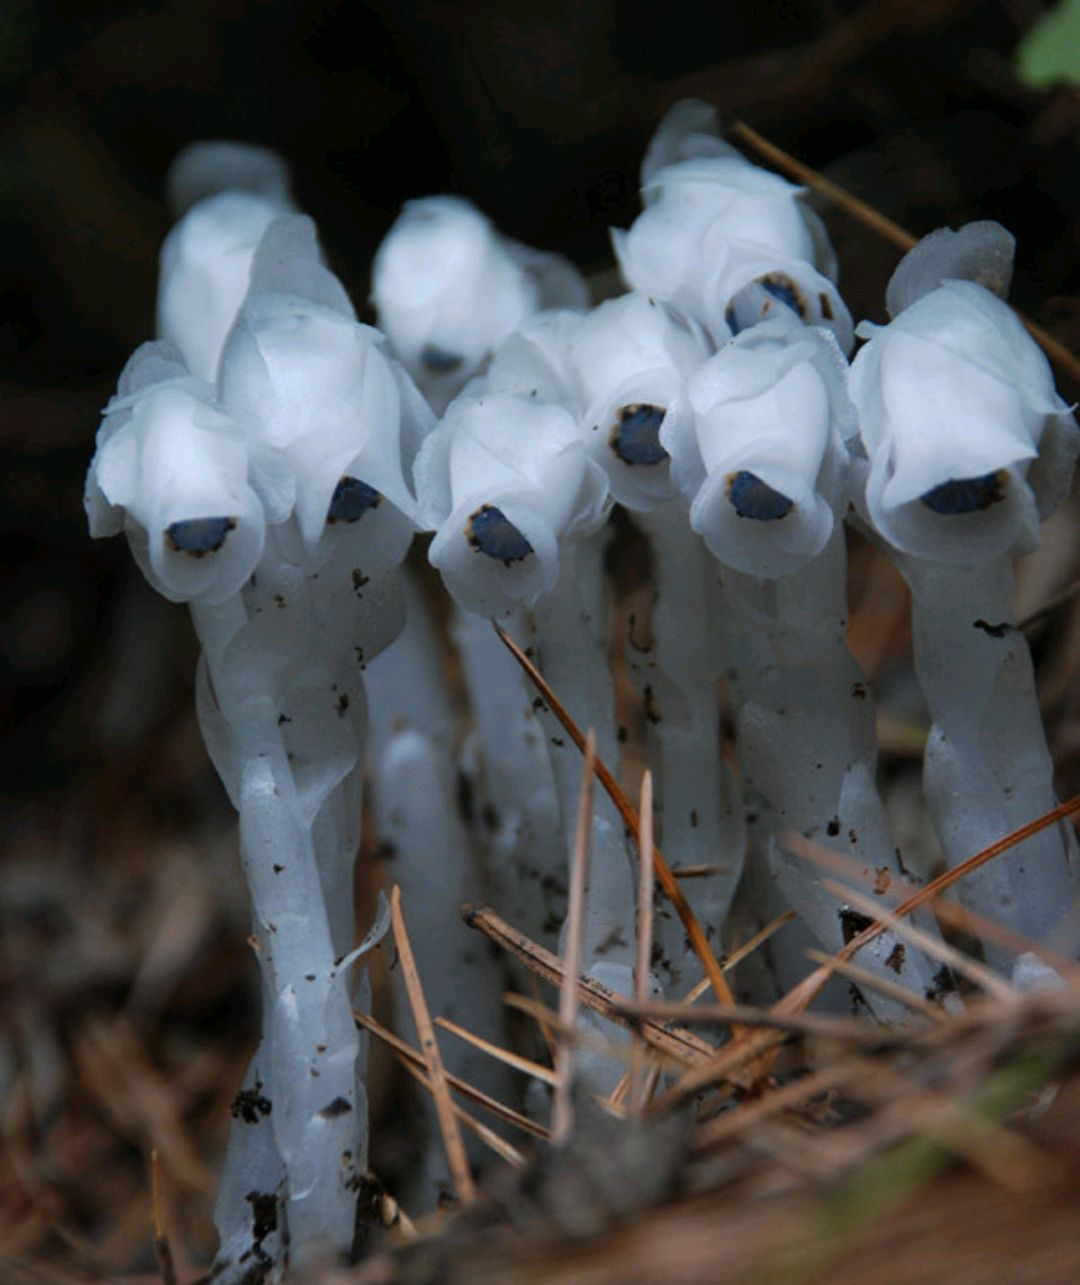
[
  {"left": 166, "top": 516, "right": 236, "bottom": 557},
  {"left": 759, "top": 272, "right": 805, "bottom": 318},
  {"left": 839, "top": 906, "right": 873, "bottom": 945},
  {"left": 467, "top": 504, "right": 533, "bottom": 565},
  {"left": 610, "top": 403, "right": 668, "bottom": 466},
  {"left": 421, "top": 344, "right": 464, "bottom": 372},
  {"left": 973, "top": 619, "right": 1010, "bottom": 639},
  {"left": 925, "top": 965, "right": 957, "bottom": 1002},
  {"left": 819, "top": 292, "right": 834, "bottom": 321},
  {"left": 920, "top": 471, "right": 1004, "bottom": 515},
  {"left": 726, "top": 470, "right": 793, "bottom": 521},
  {"left": 328, "top": 476, "right": 381, "bottom": 524},
  {"left": 319, "top": 1096, "right": 353, "bottom": 1119},
  {"left": 826, "top": 817, "right": 841, "bottom": 837},
  {"left": 885, "top": 943, "right": 906, "bottom": 974},
  {"left": 231, "top": 1082, "right": 272, "bottom": 1123}
]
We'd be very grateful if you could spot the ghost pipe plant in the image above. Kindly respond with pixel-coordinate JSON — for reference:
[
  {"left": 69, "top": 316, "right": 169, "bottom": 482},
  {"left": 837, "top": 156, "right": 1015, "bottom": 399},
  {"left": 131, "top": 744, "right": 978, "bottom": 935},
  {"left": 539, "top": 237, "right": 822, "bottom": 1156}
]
[
  {"left": 612, "top": 100, "right": 853, "bottom": 354},
  {"left": 486, "top": 293, "right": 747, "bottom": 993},
  {"left": 662, "top": 310, "right": 943, "bottom": 1016},
  {"left": 88, "top": 204, "right": 431, "bottom": 1277},
  {"left": 414, "top": 390, "right": 645, "bottom": 1085},
  {"left": 371, "top": 195, "right": 588, "bottom": 412},
  {"left": 850, "top": 222, "right": 1080, "bottom": 970}
]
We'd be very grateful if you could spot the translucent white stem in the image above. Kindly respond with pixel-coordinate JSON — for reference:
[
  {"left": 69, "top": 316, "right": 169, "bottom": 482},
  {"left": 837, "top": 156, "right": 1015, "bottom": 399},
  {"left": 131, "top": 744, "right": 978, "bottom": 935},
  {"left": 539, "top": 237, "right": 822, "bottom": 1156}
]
[
  {"left": 719, "top": 527, "right": 944, "bottom": 1017},
  {"left": 629, "top": 503, "right": 746, "bottom": 994},
  {"left": 366, "top": 574, "right": 515, "bottom": 1206},
  {"left": 528, "top": 533, "right": 638, "bottom": 1088},
  {"left": 452, "top": 607, "right": 566, "bottom": 947},
  {"left": 193, "top": 526, "right": 394, "bottom": 1277},
  {"left": 903, "top": 555, "right": 1079, "bottom": 966}
]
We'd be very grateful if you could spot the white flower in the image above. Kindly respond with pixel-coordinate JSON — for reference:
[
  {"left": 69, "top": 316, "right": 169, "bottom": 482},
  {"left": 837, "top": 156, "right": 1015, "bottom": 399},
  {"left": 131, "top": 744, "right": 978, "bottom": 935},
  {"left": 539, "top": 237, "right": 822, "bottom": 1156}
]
[
  {"left": 487, "top": 293, "right": 713, "bottom": 510},
  {"left": 86, "top": 348, "right": 266, "bottom": 604},
  {"left": 414, "top": 393, "right": 610, "bottom": 614},
  {"left": 850, "top": 277, "right": 1078, "bottom": 564},
  {"left": 165, "top": 140, "right": 293, "bottom": 219},
  {"left": 663, "top": 314, "right": 852, "bottom": 577},
  {"left": 371, "top": 196, "right": 587, "bottom": 410},
  {"left": 220, "top": 216, "right": 432, "bottom": 568}
]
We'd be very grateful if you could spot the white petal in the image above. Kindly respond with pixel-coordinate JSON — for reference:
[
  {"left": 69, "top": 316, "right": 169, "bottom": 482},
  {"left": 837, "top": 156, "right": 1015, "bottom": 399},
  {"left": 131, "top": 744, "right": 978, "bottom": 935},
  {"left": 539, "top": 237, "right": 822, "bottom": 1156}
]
[{"left": 156, "top": 191, "right": 288, "bottom": 382}]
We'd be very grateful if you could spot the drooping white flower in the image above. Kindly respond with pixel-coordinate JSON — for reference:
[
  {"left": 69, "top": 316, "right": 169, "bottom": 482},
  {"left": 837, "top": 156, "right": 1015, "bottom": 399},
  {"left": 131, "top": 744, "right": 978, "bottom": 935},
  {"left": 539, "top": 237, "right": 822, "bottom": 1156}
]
[
  {"left": 371, "top": 196, "right": 588, "bottom": 410},
  {"left": 86, "top": 345, "right": 267, "bottom": 604},
  {"left": 220, "top": 216, "right": 432, "bottom": 569},
  {"left": 487, "top": 293, "right": 714, "bottom": 509},
  {"left": 157, "top": 143, "right": 295, "bottom": 383},
  {"left": 663, "top": 314, "right": 852, "bottom": 577},
  {"left": 613, "top": 101, "right": 852, "bottom": 350},
  {"left": 414, "top": 392, "right": 610, "bottom": 615},
  {"left": 850, "top": 233, "right": 1078, "bottom": 565}
]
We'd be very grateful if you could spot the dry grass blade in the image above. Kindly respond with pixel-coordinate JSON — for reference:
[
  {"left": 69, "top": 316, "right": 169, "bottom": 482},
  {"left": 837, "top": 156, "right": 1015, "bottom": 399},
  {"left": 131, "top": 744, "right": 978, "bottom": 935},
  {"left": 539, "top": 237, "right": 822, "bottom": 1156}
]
[
  {"left": 462, "top": 903, "right": 715, "bottom": 1066},
  {"left": 694, "top": 1056, "right": 875, "bottom": 1152},
  {"left": 434, "top": 1016, "right": 558, "bottom": 1087},
  {"left": 393, "top": 1047, "right": 527, "bottom": 1168},
  {"left": 354, "top": 1009, "right": 549, "bottom": 1140},
  {"left": 553, "top": 730, "right": 596, "bottom": 1144},
  {"left": 494, "top": 621, "right": 738, "bottom": 1011},
  {"left": 774, "top": 794, "right": 1080, "bottom": 1022},
  {"left": 930, "top": 898, "right": 1080, "bottom": 979},
  {"left": 728, "top": 118, "right": 1080, "bottom": 388},
  {"left": 390, "top": 885, "right": 476, "bottom": 1204},
  {"left": 632, "top": 770, "right": 656, "bottom": 1116},
  {"left": 803, "top": 949, "right": 946, "bottom": 1021},
  {"left": 616, "top": 998, "right": 908, "bottom": 1046},
  {"left": 148, "top": 1150, "right": 177, "bottom": 1285},
  {"left": 821, "top": 879, "right": 1017, "bottom": 1002}
]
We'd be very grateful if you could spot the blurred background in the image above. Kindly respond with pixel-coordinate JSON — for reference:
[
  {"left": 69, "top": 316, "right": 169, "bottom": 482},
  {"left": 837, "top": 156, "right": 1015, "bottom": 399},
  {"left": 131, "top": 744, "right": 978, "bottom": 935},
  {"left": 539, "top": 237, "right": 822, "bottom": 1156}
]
[{"left": 2, "top": 1, "right": 1080, "bottom": 1279}]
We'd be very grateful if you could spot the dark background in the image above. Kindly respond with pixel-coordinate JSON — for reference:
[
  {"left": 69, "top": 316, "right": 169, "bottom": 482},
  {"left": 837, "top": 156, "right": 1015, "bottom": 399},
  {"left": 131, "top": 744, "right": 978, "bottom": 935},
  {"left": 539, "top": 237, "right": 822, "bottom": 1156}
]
[{"left": 2, "top": 3, "right": 1079, "bottom": 1273}]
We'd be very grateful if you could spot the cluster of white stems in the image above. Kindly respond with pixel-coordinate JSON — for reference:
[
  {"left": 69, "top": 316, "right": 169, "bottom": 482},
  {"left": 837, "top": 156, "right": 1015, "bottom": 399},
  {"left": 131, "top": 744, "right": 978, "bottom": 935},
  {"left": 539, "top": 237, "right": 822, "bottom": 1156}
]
[{"left": 86, "top": 109, "right": 1079, "bottom": 1277}]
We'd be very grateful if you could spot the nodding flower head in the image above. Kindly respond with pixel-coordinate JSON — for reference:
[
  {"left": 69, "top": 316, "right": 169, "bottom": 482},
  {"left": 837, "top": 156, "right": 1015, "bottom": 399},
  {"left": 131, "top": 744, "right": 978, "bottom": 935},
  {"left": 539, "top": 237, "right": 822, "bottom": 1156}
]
[
  {"left": 85, "top": 344, "right": 267, "bottom": 604},
  {"left": 372, "top": 196, "right": 587, "bottom": 412},
  {"left": 220, "top": 216, "right": 431, "bottom": 570},
  {"left": 414, "top": 392, "right": 611, "bottom": 615},
  {"left": 663, "top": 313, "right": 853, "bottom": 577},
  {"left": 850, "top": 226, "right": 1078, "bottom": 564},
  {"left": 486, "top": 293, "right": 713, "bottom": 511}
]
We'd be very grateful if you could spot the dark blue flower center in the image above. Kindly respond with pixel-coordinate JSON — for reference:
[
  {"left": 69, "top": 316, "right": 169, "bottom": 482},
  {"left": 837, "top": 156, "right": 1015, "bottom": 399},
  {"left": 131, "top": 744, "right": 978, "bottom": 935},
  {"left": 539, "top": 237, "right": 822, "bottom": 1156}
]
[
  {"left": 421, "top": 344, "right": 464, "bottom": 373},
  {"left": 327, "top": 476, "right": 382, "bottom": 523},
  {"left": 166, "top": 516, "right": 236, "bottom": 556},
  {"left": 611, "top": 404, "right": 669, "bottom": 466},
  {"left": 726, "top": 470, "right": 793, "bottom": 521},
  {"left": 467, "top": 504, "right": 533, "bottom": 564},
  {"left": 920, "top": 471, "right": 1004, "bottom": 515}
]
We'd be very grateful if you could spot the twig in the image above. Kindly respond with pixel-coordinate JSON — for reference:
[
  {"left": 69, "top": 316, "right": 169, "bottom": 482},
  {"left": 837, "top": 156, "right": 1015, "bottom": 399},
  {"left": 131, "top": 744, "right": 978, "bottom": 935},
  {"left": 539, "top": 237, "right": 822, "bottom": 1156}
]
[
  {"left": 149, "top": 1150, "right": 177, "bottom": 1285},
  {"left": 393, "top": 1049, "right": 527, "bottom": 1168},
  {"left": 1018, "top": 572, "right": 1080, "bottom": 634},
  {"left": 553, "top": 730, "right": 596, "bottom": 1143},
  {"left": 390, "top": 885, "right": 476, "bottom": 1204},
  {"left": 803, "top": 949, "right": 946, "bottom": 1022},
  {"left": 354, "top": 1009, "right": 549, "bottom": 1140},
  {"left": 462, "top": 903, "right": 717, "bottom": 1066},
  {"left": 435, "top": 1016, "right": 558, "bottom": 1086},
  {"left": 728, "top": 118, "right": 1080, "bottom": 389},
  {"left": 494, "top": 621, "right": 738, "bottom": 1010},
  {"left": 821, "top": 879, "right": 1017, "bottom": 1002},
  {"left": 615, "top": 999, "right": 909, "bottom": 1046}
]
